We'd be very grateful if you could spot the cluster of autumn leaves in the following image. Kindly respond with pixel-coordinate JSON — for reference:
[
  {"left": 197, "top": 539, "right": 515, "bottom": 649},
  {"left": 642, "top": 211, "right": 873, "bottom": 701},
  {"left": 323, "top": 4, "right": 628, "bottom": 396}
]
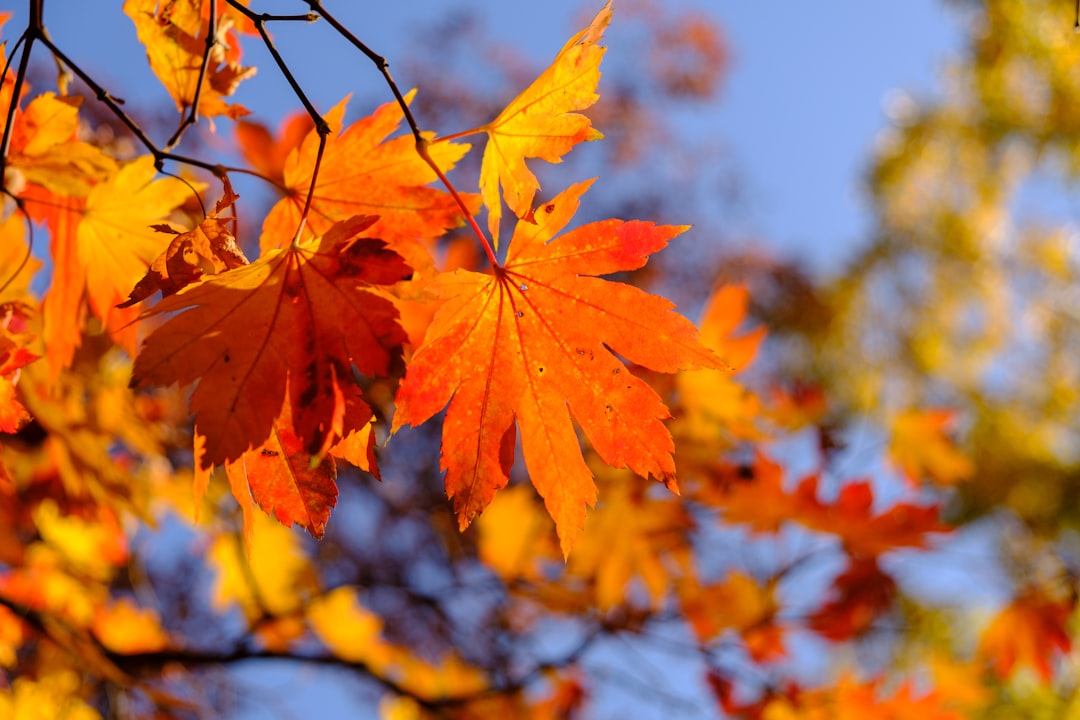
[{"left": 0, "top": 0, "right": 1076, "bottom": 717}]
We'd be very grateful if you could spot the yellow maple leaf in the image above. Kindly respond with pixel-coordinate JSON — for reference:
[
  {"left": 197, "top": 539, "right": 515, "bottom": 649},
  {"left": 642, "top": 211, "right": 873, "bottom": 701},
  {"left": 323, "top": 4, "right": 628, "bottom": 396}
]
[
  {"left": 38, "top": 156, "right": 194, "bottom": 367},
  {"left": 124, "top": 0, "right": 255, "bottom": 121},
  {"left": 91, "top": 598, "right": 170, "bottom": 654},
  {"left": 888, "top": 408, "right": 973, "bottom": 486},
  {"left": 569, "top": 477, "right": 693, "bottom": 610},
  {"left": 307, "top": 586, "right": 387, "bottom": 665},
  {"left": 0, "top": 673, "right": 101, "bottom": 720},
  {"left": 477, "top": 1, "right": 611, "bottom": 246},
  {"left": 8, "top": 93, "right": 116, "bottom": 197},
  {"left": 208, "top": 512, "right": 311, "bottom": 619},
  {"left": 477, "top": 484, "right": 560, "bottom": 580},
  {"left": 676, "top": 284, "right": 766, "bottom": 443}
]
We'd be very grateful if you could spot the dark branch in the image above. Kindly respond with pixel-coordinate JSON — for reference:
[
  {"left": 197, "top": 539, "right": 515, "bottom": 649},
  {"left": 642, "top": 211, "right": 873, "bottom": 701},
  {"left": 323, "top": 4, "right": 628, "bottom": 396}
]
[
  {"left": 224, "top": 0, "right": 329, "bottom": 245},
  {"left": 164, "top": 0, "right": 217, "bottom": 151}
]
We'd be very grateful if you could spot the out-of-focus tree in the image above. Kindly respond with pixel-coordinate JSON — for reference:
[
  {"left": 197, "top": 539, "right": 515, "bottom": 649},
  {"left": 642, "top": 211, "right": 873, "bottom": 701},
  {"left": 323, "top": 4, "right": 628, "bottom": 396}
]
[{"left": 759, "top": 0, "right": 1080, "bottom": 714}]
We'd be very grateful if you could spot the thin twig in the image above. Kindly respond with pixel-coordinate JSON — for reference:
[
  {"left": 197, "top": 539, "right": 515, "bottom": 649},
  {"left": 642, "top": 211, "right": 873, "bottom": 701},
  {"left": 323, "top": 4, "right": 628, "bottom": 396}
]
[
  {"left": 0, "top": 28, "right": 37, "bottom": 180},
  {"left": 224, "top": 0, "right": 329, "bottom": 246},
  {"left": 164, "top": 0, "right": 217, "bottom": 151}
]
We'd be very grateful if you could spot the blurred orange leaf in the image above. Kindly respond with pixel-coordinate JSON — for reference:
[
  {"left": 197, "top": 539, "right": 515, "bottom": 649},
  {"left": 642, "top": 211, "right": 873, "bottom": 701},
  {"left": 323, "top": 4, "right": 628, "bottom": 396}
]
[
  {"left": 978, "top": 590, "right": 1073, "bottom": 682},
  {"left": 888, "top": 408, "right": 973, "bottom": 487},
  {"left": 680, "top": 572, "right": 785, "bottom": 662},
  {"left": 92, "top": 598, "right": 169, "bottom": 654}
]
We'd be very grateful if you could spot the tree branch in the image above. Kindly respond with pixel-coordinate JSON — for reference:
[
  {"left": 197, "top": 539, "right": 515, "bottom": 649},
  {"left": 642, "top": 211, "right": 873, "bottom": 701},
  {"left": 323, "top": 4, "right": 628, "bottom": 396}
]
[{"left": 163, "top": 0, "right": 217, "bottom": 151}]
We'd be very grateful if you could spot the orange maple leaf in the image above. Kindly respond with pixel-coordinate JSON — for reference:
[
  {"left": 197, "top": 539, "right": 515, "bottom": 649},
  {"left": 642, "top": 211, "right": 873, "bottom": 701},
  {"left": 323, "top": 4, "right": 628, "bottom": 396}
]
[
  {"left": 393, "top": 181, "right": 721, "bottom": 556},
  {"left": 259, "top": 94, "right": 475, "bottom": 251},
  {"left": 718, "top": 452, "right": 822, "bottom": 534},
  {"left": 235, "top": 112, "right": 314, "bottom": 189},
  {"left": 131, "top": 216, "right": 411, "bottom": 472},
  {"left": 802, "top": 480, "right": 951, "bottom": 557},
  {"left": 0, "top": 304, "right": 37, "bottom": 433},
  {"left": 808, "top": 557, "right": 898, "bottom": 641},
  {"left": 124, "top": 0, "right": 255, "bottom": 121},
  {"left": 568, "top": 477, "right": 694, "bottom": 609},
  {"left": 888, "top": 408, "right": 973, "bottom": 487},
  {"left": 677, "top": 284, "right": 765, "bottom": 442},
  {"left": 220, "top": 389, "right": 377, "bottom": 539},
  {"left": 225, "top": 400, "right": 338, "bottom": 539},
  {"left": 680, "top": 572, "right": 786, "bottom": 662},
  {"left": 719, "top": 455, "right": 949, "bottom": 556},
  {"left": 476, "top": 1, "right": 610, "bottom": 246},
  {"left": 979, "top": 589, "right": 1073, "bottom": 682}
]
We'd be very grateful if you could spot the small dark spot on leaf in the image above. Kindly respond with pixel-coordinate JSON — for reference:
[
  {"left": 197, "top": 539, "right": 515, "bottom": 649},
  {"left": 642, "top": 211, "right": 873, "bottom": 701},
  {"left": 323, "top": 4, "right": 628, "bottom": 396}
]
[
  {"left": 544, "top": 203, "right": 555, "bottom": 214},
  {"left": 261, "top": 449, "right": 279, "bottom": 457},
  {"left": 223, "top": 352, "right": 231, "bottom": 363},
  {"left": 612, "top": 368, "right": 621, "bottom": 375},
  {"left": 605, "top": 405, "right": 613, "bottom": 413},
  {"left": 538, "top": 367, "right": 545, "bottom": 374},
  {"left": 515, "top": 311, "right": 524, "bottom": 318}
]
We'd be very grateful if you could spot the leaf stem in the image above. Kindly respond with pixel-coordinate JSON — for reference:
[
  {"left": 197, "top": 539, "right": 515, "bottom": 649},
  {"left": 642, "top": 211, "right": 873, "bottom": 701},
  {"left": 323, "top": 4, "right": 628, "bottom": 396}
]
[
  {"left": 416, "top": 136, "right": 498, "bottom": 267},
  {"left": 430, "top": 127, "right": 483, "bottom": 144}
]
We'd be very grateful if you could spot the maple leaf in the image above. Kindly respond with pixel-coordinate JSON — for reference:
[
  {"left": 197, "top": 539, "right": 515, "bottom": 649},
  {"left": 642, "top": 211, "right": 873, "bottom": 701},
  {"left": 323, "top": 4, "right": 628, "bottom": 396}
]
[
  {"left": 132, "top": 216, "right": 410, "bottom": 472},
  {"left": 978, "top": 589, "right": 1073, "bottom": 682},
  {"left": 208, "top": 512, "right": 312, "bottom": 619},
  {"left": 476, "top": 1, "right": 610, "bottom": 246},
  {"left": 802, "top": 480, "right": 951, "bottom": 558},
  {"left": 221, "top": 393, "right": 364, "bottom": 539},
  {"left": 119, "top": 186, "right": 248, "bottom": 307},
  {"left": 393, "top": 181, "right": 721, "bottom": 556},
  {"left": 888, "top": 408, "right": 973, "bottom": 486},
  {"left": 0, "top": 305, "right": 37, "bottom": 433},
  {"left": 235, "top": 112, "right": 314, "bottom": 189},
  {"left": 477, "top": 484, "right": 560, "bottom": 580},
  {"left": 679, "top": 572, "right": 785, "bottom": 662},
  {"left": 808, "top": 557, "right": 898, "bottom": 641},
  {"left": 31, "top": 156, "right": 194, "bottom": 366},
  {"left": 718, "top": 452, "right": 822, "bottom": 534},
  {"left": 569, "top": 476, "right": 694, "bottom": 609},
  {"left": 124, "top": 0, "right": 255, "bottom": 121},
  {"left": 91, "top": 598, "right": 170, "bottom": 654},
  {"left": 676, "top": 284, "right": 766, "bottom": 442},
  {"left": 260, "top": 94, "right": 475, "bottom": 251},
  {"left": 6, "top": 92, "right": 116, "bottom": 197}
]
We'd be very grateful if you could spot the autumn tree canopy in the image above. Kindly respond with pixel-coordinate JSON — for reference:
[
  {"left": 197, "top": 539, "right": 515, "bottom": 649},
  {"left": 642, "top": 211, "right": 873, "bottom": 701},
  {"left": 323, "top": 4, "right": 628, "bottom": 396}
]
[{"left": 0, "top": 0, "right": 1075, "bottom": 717}]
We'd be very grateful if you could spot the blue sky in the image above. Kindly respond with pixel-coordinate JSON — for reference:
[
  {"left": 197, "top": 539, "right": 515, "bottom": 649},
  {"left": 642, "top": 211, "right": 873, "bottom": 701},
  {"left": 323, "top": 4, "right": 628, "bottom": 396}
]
[{"left": 18, "top": 1, "right": 962, "bottom": 276}]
